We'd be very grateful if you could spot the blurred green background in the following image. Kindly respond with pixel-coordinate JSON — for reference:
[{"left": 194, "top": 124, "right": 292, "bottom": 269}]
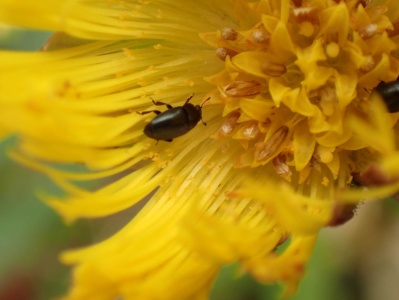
[{"left": 1, "top": 26, "right": 399, "bottom": 300}]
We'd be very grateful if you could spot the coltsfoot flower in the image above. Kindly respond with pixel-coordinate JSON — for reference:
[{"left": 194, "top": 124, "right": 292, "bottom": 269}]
[{"left": 1, "top": 0, "right": 399, "bottom": 299}]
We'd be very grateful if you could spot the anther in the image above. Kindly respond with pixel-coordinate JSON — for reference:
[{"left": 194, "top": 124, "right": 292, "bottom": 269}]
[
  {"left": 221, "top": 28, "right": 238, "bottom": 40},
  {"left": 252, "top": 30, "right": 270, "bottom": 43},
  {"left": 261, "top": 62, "right": 286, "bottom": 77},
  {"left": 255, "top": 126, "right": 289, "bottom": 162},
  {"left": 360, "top": 56, "right": 375, "bottom": 72},
  {"left": 216, "top": 47, "right": 238, "bottom": 61},
  {"left": 243, "top": 124, "right": 259, "bottom": 138},
  {"left": 273, "top": 155, "right": 292, "bottom": 179},
  {"left": 291, "top": 6, "right": 317, "bottom": 23},
  {"left": 223, "top": 81, "right": 261, "bottom": 97},
  {"left": 220, "top": 111, "right": 240, "bottom": 135},
  {"left": 318, "top": 87, "right": 336, "bottom": 116},
  {"left": 358, "top": 24, "right": 379, "bottom": 39}
]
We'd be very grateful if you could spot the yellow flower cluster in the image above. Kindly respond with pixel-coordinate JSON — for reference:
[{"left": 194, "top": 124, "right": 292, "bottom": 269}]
[{"left": 1, "top": 0, "right": 399, "bottom": 299}]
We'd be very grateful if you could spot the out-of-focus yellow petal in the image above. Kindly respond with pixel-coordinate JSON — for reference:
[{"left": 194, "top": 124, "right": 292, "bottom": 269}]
[{"left": 2, "top": 0, "right": 399, "bottom": 299}]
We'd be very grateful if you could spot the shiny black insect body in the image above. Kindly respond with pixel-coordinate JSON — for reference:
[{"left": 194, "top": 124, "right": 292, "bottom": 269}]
[
  {"left": 374, "top": 78, "right": 399, "bottom": 113},
  {"left": 138, "top": 94, "right": 209, "bottom": 142}
]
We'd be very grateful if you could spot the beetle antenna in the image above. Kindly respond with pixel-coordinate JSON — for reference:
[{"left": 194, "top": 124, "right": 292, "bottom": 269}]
[
  {"left": 184, "top": 93, "right": 194, "bottom": 105},
  {"left": 199, "top": 97, "right": 210, "bottom": 126},
  {"left": 200, "top": 97, "right": 211, "bottom": 108}
]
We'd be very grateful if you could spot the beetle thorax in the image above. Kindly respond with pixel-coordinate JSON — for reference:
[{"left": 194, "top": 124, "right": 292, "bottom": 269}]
[{"left": 183, "top": 103, "right": 202, "bottom": 128}]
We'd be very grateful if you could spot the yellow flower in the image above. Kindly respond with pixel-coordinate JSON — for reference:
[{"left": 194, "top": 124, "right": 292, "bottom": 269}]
[{"left": 1, "top": 0, "right": 399, "bottom": 299}]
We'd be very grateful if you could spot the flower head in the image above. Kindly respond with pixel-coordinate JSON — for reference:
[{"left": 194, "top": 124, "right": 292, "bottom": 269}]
[{"left": 1, "top": 0, "right": 399, "bottom": 299}]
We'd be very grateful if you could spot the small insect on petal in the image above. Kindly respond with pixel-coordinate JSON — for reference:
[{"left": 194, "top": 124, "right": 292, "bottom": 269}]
[
  {"left": 328, "top": 203, "right": 357, "bottom": 227},
  {"left": 137, "top": 94, "right": 209, "bottom": 142},
  {"left": 352, "top": 163, "right": 394, "bottom": 187},
  {"left": 373, "top": 79, "right": 399, "bottom": 113}
]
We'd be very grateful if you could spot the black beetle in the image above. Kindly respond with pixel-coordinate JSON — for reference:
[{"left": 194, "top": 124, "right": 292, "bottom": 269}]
[
  {"left": 374, "top": 78, "right": 399, "bottom": 113},
  {"left": 137, "top": 94, "right": 209, "bottom": 142}
]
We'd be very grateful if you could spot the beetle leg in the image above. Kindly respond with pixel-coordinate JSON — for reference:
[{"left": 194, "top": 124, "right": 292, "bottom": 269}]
[
  {"left": 155, "top": 139, "right": 172, "bottom": 144},
  {"left": 136, "top": 110, "right": 161, "bottom": 115},
  {"left": 184, "top": 93, "right": 194, "bottom": 105},
  {"left": 151, "top": 98, "right": 173, "bottom": 109}
]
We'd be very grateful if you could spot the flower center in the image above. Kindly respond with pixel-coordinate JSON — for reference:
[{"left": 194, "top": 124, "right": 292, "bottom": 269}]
[{"left": 201, "top": 0, "right": 399, "bottom": 183}]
